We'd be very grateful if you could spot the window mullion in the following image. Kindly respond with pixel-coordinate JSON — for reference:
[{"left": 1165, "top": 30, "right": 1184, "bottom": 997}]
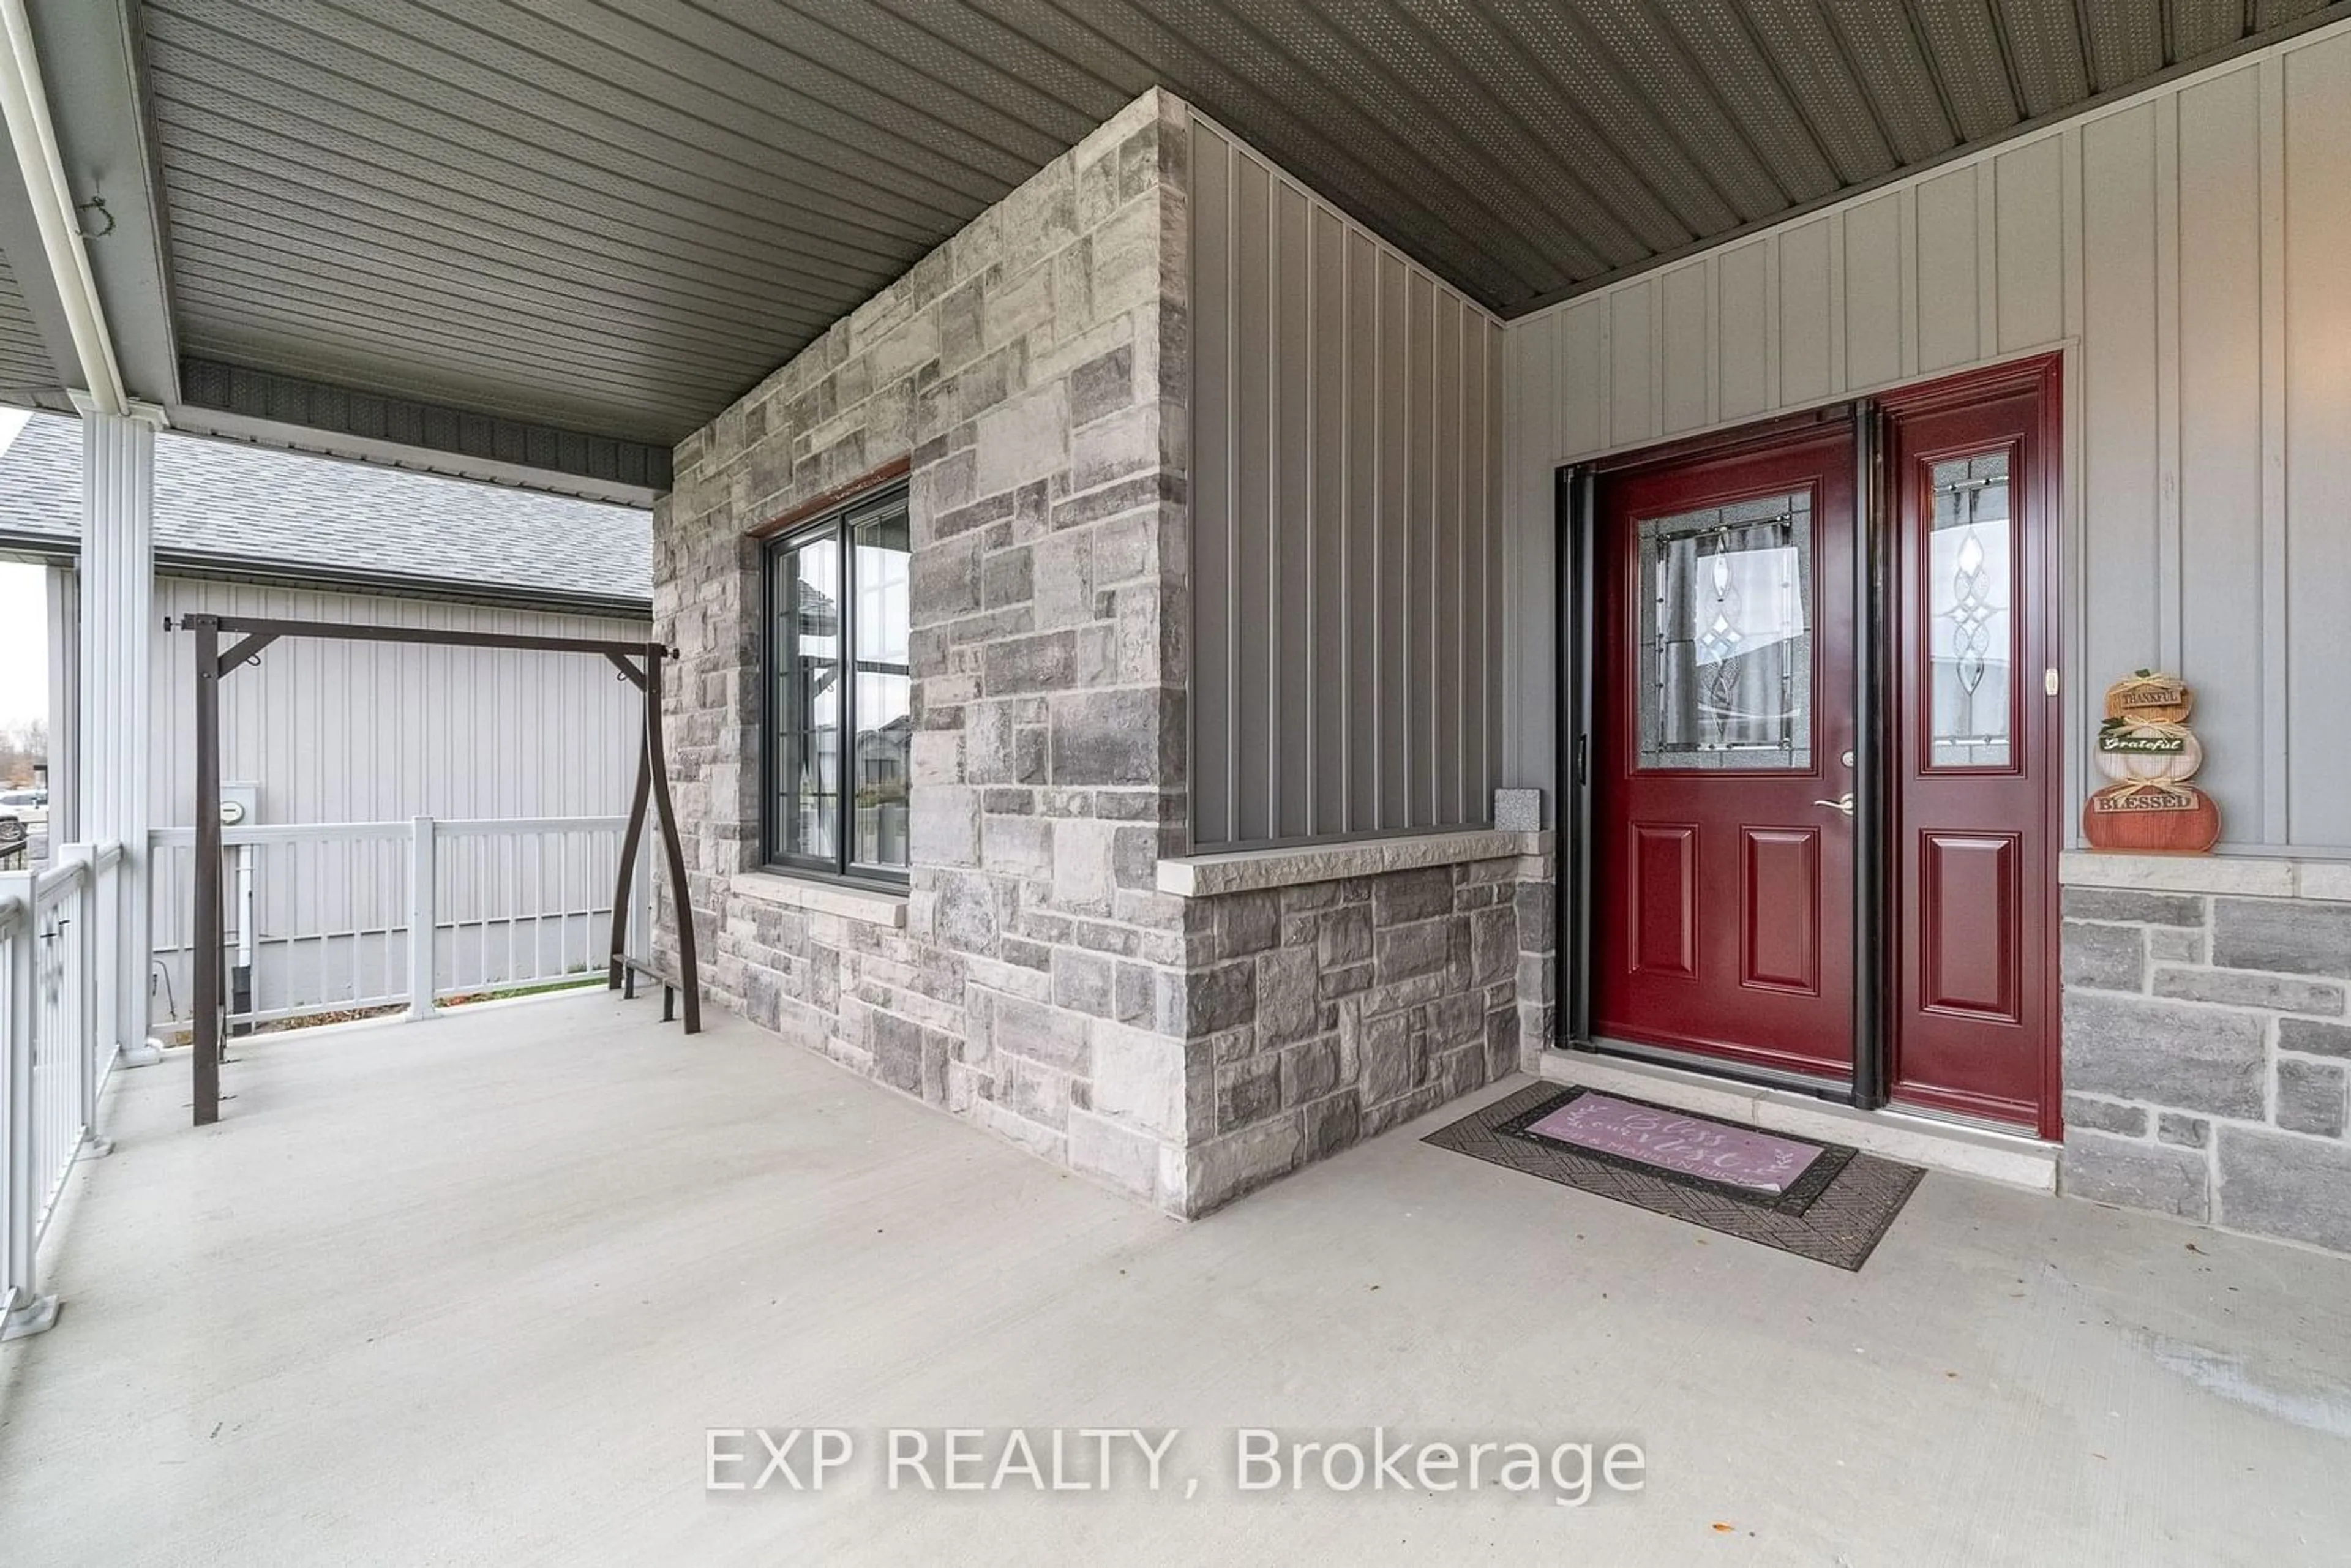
[{"left": 838, "top": 517, "right": 854, "bottom": 877}]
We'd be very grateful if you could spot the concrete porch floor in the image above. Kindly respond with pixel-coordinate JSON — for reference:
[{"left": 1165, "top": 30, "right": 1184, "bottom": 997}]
[{"left": 2, "top": 993, "right": 2347, "bottom": 1565}]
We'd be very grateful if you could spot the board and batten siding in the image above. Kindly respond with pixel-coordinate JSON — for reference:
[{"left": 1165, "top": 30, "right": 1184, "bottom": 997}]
[
  {"left": 1502, "top": 21, "right": 2351, "bottom": 855},
  {"left": 147, "top": 577, "right": 650, "bottom": 827},
  {"left": 1188, "top": 113, "right": 1505, "bottom": 852}
]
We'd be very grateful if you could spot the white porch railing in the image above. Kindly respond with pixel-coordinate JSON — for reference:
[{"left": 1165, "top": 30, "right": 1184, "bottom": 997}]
[
  {"left": 148, "top": 816, "right": 643, "bottom": 1035},
  {"left": 2, "top": 841, "right": 122, "bottom": 1340},
  {"left": 4, "top": 818, "right": 645, "bottom": 1339}
]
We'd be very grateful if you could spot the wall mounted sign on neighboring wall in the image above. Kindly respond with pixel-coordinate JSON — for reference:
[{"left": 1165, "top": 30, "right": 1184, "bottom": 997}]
[{"left": 2083, "top": 671, "right": 2219, "bottom": 852}]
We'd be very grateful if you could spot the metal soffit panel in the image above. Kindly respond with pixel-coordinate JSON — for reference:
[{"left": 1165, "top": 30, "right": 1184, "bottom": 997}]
[
  {"left": 0, "top": 247, "right": 62, "bottom": 400},
  {"left": 132, "top": 0, "right": 2346, "bottom": 451}
]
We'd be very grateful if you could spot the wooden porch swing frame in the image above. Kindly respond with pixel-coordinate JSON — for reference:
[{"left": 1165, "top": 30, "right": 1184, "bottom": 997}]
[{"left": 174, "top": 612, "right": 702, "bottom": 1127}]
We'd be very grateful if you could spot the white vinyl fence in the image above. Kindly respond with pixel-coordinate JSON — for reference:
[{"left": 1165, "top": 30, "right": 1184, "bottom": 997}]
[
  {"left": 148, "top": 816, "right": 643, "bottom": 1035},
  {"left": 2, "top": 842, "right": 122, "bottom": 1340}
]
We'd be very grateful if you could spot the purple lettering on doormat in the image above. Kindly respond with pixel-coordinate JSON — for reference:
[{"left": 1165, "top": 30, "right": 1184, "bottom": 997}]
[{"left": 1526, "top": 1094, "right": 1823, "bottom": 1194}]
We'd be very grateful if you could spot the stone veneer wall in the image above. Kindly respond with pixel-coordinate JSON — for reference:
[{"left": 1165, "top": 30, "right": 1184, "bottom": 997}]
[
  {"left": 655, "top": 86, "right": 1556, "bottom": 1219},
  {"left": 656, "top": 88, "right": 1199, "bottom": 1212},
  {"left": 1168, "top": 844, "right": 1553, "bottom": 1210},
  {"left": 2060, "top": 876, "right": 2351, "bottom": 1253}
]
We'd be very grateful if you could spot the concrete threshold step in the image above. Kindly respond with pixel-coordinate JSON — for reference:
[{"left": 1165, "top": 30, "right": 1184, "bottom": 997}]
[{"left": 1535, "top": 1049, "right": 2059, "bottom": 1194}]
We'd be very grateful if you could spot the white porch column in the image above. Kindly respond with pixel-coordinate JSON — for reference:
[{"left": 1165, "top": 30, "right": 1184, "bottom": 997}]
[{"left": 75, "top": 397, "right": 167, "bottom": 1065}]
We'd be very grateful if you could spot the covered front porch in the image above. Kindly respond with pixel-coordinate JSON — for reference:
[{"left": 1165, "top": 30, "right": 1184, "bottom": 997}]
[{"left": 3, "top": 991, "right": 2345, "bottom": 1561}]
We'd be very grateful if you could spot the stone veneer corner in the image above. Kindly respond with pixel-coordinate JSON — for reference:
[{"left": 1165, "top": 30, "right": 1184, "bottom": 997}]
[
  {"left": 652, "top": 87, "right": 1565, "bottom": 1219},
  {"left": 657, "top": 88, "right": 1199, "bottom": 1212}
]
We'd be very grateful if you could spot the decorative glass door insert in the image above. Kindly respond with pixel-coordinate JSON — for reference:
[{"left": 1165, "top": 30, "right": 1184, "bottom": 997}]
[
  {"left": 1925, "top": 451, "right": 2013, "bottom": 768},
  {"left": 1637, "top": 491, "right": 1814, "bottom": 770}
]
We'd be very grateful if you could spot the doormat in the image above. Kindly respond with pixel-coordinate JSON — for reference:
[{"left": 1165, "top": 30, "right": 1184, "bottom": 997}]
[{"left": 1424, "top": 1084, "right": 1925, "bottom": 1270}]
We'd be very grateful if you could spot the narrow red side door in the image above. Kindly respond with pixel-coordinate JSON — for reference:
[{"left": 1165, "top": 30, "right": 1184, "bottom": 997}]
[
  {"left": 1884, "top": 359, "right": 2062, "bottom": 1135},
  {"left": 1592, "top": 423, "right": 1858, "bottom": 1083}
]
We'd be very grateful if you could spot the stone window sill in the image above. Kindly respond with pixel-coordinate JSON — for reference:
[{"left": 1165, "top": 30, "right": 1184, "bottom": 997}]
[
  {"left": 2060, "top": 850, "right": 2351, "bottom": 902},
  {"left": 1157, "top": 829, "right": 1552, "bottom": 898},
  {"left": 730, "top": 869, "right": 909, "bottom": 928}
]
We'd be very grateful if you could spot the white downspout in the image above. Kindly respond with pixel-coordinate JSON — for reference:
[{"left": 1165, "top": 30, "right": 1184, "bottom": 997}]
[{"left": 0, "top": 0, "right": 126, "bottom": 410}]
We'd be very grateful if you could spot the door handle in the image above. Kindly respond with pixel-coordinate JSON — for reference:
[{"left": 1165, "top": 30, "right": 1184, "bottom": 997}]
[{"left": 1812, "top": 793, "right": 1856, "bottom": 816}]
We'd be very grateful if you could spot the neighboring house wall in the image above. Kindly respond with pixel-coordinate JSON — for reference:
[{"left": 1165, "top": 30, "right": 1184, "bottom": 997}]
[
  {"left": 146, "top": 576, "right": 648, "bottom": 826},
  {"left": 1501, "top": 26, "right": 2351, "bottom": 857},
  {"left": 1185, "top": 114, "right": 1506, "bottom": 852},
  {"left": 138, "top": 576, "right": 651, "bottom": 1029}
]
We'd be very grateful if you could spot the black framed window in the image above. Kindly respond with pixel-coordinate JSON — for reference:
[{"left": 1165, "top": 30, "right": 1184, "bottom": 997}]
[{"left": 765, "top": 484, "right": 911, "bottom": 883}]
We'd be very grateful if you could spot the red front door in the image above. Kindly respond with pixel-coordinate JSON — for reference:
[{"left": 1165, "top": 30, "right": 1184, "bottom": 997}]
[
  {"left": 1581, "top": 363, "right": 2062, "bottom": 1135},
  {"left": 1883, "top": 360, "right": 2062, "bottom": 1136},
  {"left": 1592, "top": 422, "right": 1859, "bottom": 1083}
]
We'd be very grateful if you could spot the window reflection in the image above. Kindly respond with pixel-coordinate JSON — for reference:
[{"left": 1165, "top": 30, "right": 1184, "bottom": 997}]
[
  {"left": 851, "top": 508, "right": 911, "bottom": 871},
  {"left": 777, "top": 535, "right": 840, "bottom": 861}
]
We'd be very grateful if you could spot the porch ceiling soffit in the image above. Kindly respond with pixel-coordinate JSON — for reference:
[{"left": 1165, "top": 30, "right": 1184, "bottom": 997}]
[
  {"left": 7, "top": 1, "right": 670, "bottom": 498},
  {"left": 25, "top": 0, "right": 2351, "bottom": 494},
  {"left": 21, "top": 0, "right": 177, "bottom": 407}
]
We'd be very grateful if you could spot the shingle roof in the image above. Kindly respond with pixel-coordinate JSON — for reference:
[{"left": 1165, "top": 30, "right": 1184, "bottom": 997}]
[{"left": 0, "top": 413, "right": 650, "bottom": 610}]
